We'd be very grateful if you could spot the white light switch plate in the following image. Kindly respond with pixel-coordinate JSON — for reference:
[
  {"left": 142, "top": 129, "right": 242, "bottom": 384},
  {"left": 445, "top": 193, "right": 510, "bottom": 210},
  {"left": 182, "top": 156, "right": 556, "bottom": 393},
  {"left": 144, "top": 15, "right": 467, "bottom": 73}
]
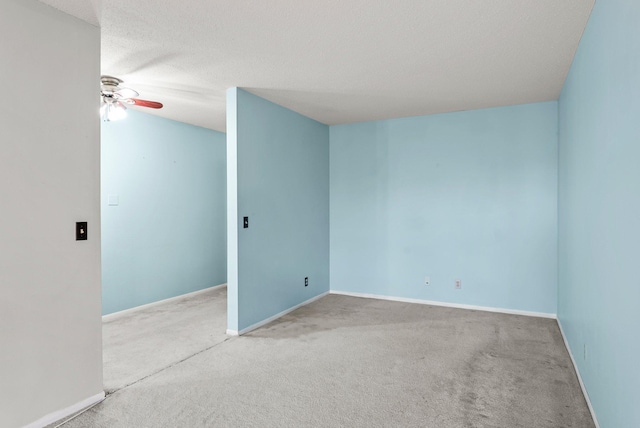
[{"left": 108, "top": 195, "right": 119, "bottom": 206}]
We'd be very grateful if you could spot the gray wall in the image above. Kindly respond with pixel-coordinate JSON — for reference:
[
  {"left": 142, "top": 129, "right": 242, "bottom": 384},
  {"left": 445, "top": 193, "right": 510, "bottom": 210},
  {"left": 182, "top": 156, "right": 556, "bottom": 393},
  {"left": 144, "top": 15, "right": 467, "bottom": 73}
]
[{"left": 0, "top": 1, "right": 103, "bottom": 426}]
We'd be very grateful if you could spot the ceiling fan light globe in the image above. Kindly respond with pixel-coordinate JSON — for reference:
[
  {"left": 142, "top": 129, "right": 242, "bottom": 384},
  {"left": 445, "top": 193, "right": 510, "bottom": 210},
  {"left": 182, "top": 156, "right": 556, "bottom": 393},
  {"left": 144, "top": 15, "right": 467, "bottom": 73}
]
[
  {"left": 101, "top": 100, "right": 127, "bottom": 121},
  {"left": 109, "top": 102, "right": 127, "bottom": 121}
]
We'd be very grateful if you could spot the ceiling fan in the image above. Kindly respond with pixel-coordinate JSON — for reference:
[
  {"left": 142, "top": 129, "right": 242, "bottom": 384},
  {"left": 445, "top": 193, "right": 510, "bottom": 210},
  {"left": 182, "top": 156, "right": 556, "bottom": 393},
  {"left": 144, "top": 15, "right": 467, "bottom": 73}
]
[{"left": 100, "top": 75, "right": 163, "bottom": 121}]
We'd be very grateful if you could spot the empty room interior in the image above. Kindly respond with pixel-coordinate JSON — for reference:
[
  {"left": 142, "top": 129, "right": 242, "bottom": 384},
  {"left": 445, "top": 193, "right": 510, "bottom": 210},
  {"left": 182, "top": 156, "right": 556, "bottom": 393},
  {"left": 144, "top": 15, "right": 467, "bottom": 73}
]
[{"left": 1, "top": 0, "right": 639, "bottom": 427}]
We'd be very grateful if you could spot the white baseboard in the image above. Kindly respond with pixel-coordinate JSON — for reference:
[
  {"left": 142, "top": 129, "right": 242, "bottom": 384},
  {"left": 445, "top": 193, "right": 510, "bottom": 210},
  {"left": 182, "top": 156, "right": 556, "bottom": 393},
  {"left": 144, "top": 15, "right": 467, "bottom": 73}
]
[
  {"left": 329, "top": 290, "right": 557, "bottom": 319},
  {"left": 556, "top": 319, "right": 600, "bottom": 428},
  {"left": 24, "top": 391, "right": 105, "bottom": 428},
  {"left": 103, "top": 283, "right": 227, "bottom": 322},
  {"left": 229, "top": 291, "right": 330, "bottom": 336}
]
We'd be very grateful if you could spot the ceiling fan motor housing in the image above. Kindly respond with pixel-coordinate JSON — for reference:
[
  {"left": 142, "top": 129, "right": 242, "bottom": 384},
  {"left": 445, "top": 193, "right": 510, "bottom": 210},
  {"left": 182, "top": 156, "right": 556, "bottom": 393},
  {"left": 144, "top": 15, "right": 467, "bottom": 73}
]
[{"left": 101, "top": 75, "right": 123, "bottom": 96}]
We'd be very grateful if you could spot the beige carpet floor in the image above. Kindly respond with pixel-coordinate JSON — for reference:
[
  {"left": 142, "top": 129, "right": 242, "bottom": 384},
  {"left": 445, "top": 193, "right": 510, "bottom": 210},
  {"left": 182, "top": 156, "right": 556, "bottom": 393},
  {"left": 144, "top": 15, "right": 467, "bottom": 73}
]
[
  {"left": 53, "top": 290, "right": 594, "bottom": 427},
  {"left": 101, "top": 285, "right": 228, "bottom": 394}
]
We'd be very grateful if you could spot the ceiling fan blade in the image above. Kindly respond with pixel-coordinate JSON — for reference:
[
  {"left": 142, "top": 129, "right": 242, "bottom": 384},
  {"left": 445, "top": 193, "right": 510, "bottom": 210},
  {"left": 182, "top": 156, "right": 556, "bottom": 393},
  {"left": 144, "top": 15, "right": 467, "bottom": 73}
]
[
  {"left": 131, "top": 99, "right": 163, "bottom": 109},
  {"left": 114, "top": 87, "right": 139, "bottom": 99}
]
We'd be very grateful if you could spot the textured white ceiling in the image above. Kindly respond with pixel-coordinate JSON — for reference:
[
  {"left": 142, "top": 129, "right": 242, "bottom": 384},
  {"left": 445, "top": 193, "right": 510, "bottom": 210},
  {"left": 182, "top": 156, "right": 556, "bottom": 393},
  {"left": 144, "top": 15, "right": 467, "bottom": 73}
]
[{"left": 38, "top": 0, "right": 594, "bottom": 132}]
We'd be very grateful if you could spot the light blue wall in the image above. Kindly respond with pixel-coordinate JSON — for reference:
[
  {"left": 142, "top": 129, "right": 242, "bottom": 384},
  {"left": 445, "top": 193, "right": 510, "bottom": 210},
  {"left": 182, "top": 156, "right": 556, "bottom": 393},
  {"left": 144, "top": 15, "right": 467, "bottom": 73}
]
[
  {"left": 227, "top": 88, "right": 330, "bottom": 332},
  {"left": 226, "top": 89, "right": 239, "bottom": 331},
  {"left": 330, "top": 102, "right": 558, "bottom": 314},
  {"left": 558, "top": 0, "right": 640, "bottom": 426},
  {"left": 102, "top": 110, "right": 227, "bottom": 315}
]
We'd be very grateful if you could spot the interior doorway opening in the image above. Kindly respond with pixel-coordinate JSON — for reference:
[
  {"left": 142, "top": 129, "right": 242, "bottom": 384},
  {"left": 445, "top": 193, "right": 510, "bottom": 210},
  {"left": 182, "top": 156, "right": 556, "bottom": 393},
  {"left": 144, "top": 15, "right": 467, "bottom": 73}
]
[{"left": 100, "top": 109, "right": 228, "bottom": 392}]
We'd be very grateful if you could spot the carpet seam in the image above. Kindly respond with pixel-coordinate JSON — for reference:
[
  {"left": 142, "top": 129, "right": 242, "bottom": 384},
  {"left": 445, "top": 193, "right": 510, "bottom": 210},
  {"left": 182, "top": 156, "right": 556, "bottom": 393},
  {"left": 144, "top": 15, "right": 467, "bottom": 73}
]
[
  {"left": 55, "top": 337, "right": 233, "bottom": 426},
  {"left": 105, "top": 336, "right": 234, "bottom": 398}
]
